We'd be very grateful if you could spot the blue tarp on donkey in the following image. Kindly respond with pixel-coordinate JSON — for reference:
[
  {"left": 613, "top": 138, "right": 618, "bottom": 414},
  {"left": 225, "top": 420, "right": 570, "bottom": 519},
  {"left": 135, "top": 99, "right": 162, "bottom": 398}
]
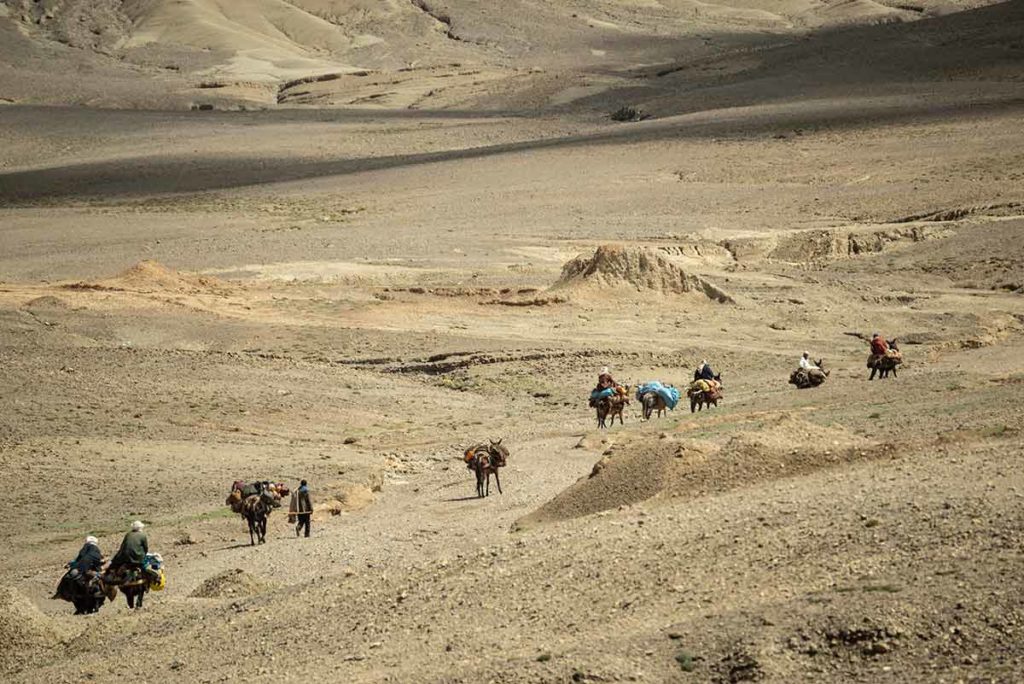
[{"left": 635, "top": 381, "right": 680, "bottom": 410}]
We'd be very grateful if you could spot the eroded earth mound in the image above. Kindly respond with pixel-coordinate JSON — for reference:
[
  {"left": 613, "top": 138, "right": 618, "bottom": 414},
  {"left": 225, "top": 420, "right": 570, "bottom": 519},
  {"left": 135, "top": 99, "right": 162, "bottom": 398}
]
[{"left": 554, "top": 244, "right": 734, "bottom": 302}]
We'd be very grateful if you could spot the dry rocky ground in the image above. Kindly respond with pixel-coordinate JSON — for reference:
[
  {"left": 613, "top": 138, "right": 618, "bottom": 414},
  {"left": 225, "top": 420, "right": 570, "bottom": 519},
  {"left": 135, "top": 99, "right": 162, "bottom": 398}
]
[{"left": 2, "top": 1, "right": 1024, "bottom": 682}]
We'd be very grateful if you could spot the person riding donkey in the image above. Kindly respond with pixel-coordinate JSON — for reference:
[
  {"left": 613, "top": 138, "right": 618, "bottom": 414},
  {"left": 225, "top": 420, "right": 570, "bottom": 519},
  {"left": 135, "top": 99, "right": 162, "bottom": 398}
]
[
  {"left": 799, "top": 351, "right": 818, "bottom": 371},
  {"left": 689, "top": 359, "right": 722, "bottom": 398},
  {"left": 598, "top": 367, "right": 626, "bottom": 396},
  {"left": 868, "top": 332, "right": 900, "bottom": 380},
  {"left": 70, "top": 536, "right": 104, "bottom": 577},
  {"left": 66, "top": 536, "right": 103, "bottom": 590},
  {"left": 694, "top": 359, "right": 716, "bottom": 383},
  {"left": 800, "top": 351, "right": 828, "bottom": 384},
  {"left": 54, "top": 535, "right": 109, "bottom": 614},
  {"left": 590, "top": 366, "right": 627, "bottom": 406},
  {"left": 108, "top": 521, "right": 148, "bottom": 577}
]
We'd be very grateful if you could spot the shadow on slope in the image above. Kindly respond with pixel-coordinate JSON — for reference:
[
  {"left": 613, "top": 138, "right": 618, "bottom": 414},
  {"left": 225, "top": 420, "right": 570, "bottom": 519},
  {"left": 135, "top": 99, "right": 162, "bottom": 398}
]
[
  {"left": 626, "top": 0, "right": 1024, "bottom": 118},
  {"left": 2, "top": 95, "right": 1021, "bottom": 202},
  {"left": 516, "top": 414, "right": 881, "bottom": 528}
]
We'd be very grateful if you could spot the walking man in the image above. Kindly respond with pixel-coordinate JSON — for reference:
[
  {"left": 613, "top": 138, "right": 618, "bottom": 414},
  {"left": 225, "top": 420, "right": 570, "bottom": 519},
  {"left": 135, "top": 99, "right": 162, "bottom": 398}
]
[{"left": 293, "top": 480, "right": 313, "bottom": 538}]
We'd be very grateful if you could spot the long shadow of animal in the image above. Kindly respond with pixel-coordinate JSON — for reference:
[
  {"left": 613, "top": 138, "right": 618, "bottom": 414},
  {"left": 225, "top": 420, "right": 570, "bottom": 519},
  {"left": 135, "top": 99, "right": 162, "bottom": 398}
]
[
  {"left": 689, "top": 374, "right": 723, "bottom": 413},
  {"left": 641, "top": 392, "right": 667, "bottom": 420},
  {"left": 595, "top": 386, "right": 630, "bottom": 428},
  {"left": 790, "top": 360, "right": 829, "bottom": 389},
  {"left": 465, "top": 439, "right": 509, "bottom": 498},
  {"left": 240, "top": 491, "right": 281, "bottom": 545}
]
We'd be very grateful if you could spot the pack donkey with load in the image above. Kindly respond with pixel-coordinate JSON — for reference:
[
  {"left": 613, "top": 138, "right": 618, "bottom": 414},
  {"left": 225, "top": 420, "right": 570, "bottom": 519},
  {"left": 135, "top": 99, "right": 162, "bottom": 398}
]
[
  {"left": 464, "top": 439, "right": 509, "bottom": 498},
  {"left": 226, "top": 480, "right": 290, "bottom": 545}
]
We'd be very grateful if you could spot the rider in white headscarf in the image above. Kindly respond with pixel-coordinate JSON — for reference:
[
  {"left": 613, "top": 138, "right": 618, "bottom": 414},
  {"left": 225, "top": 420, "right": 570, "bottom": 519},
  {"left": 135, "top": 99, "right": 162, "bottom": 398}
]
[{"left": 799, "top": 352, "right": 819, "bottom": 370}]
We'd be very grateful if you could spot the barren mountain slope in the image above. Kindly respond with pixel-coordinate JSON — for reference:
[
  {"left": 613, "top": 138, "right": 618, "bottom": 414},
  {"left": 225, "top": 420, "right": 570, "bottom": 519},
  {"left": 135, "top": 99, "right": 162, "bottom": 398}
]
[{"left": 0, "top": 0, "right": 1010, "bottom": 108}]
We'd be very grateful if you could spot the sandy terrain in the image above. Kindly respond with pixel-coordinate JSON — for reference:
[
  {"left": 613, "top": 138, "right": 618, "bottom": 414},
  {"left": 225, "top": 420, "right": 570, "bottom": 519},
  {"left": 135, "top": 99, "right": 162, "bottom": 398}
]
[{"left": 2, "top": 1, "right": 1024, "bottom": 682}]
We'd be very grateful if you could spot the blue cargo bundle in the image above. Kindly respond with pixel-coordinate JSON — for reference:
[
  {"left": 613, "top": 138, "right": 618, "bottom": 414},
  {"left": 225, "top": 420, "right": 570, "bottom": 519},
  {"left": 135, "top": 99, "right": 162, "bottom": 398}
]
[{"left": 635, "top": 381, "right": 680, "bottom": 410}]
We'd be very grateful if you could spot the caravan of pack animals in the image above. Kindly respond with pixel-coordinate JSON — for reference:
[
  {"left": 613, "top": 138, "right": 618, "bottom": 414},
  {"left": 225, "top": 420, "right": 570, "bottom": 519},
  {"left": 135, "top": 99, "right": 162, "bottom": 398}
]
[
  {"left": 3, "top": 0, "right": 1024, "bottom": 682},
  {"left": 52, "top": 326, "right": 902, "bottom": 613}
]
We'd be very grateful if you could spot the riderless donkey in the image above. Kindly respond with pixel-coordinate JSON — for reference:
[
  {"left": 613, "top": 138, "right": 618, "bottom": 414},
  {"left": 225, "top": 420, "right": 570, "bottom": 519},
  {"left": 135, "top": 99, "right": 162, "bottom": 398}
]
[
  {"left": 464, "top": 439, "right": 509, "bottom": 498},
  {"left": 241, "top": 490, "right": 280, "bottom": 545}
]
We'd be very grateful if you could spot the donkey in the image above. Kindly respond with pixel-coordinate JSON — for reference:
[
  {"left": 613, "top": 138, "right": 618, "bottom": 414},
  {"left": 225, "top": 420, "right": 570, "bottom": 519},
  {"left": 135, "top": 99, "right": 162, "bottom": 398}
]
[
  {"left": 241, "top": 491, "right": 279, "bottom": 545},
  {"left": 466, "top": 439, "right": 509, "bottom": 498},
  {"left": 54, "top": 570, "right": 114, "bottom": 614},
  {"left": 869, "top": 340, "right": 902, "bottom": 380},
  {"left": 689, "top": 374, "right": 723, "bottom": 413},
  {"left": 101, "top": 566, "right": 149, "bottom": 610},
  {"left": 790, "top": 360, "right": 829, "bottom": 389},
  {"left": 596, "top": 386, "right": 630, "bottom": 429},
  {"left": 119, "top": 580, "right": 148, "bottom": 610},
  {"left": 641, "top": 392, "right": 667, "bottom": 420}
]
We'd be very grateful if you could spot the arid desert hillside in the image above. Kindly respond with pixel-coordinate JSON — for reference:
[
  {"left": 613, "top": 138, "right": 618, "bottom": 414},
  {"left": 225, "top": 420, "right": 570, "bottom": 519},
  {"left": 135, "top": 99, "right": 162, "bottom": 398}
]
[{"left": 1, "top": 1, "right": 1024, "bottom": 683}]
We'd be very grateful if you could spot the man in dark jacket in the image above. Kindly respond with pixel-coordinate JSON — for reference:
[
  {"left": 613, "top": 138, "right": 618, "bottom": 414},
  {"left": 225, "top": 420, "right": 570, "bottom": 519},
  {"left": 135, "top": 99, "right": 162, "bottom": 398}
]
[
  {"left": 694, "top": 360, "right": 716, "bottom": 382},
  {"left": 110, "top": 520, "right": 149, "bottom": 570},
  {"left": 55, "top": 535, "right": 106, "bottom": 611},
  {"left": 294, "top": 481, "right": 313, "bottom": 538},
  {"left": 71, "top": 536, "right": 104, "bottom": 575}
]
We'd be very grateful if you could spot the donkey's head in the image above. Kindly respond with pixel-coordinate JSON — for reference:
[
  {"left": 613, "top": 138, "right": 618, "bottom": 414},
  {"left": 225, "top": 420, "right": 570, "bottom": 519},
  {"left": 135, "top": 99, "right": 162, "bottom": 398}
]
[{"left": 488, "top": 438, "right": 509, "bottom": 467}]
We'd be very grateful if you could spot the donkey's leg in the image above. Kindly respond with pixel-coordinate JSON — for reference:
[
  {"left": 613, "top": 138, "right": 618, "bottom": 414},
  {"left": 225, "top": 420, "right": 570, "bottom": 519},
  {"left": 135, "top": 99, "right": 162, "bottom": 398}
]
[{"left": 136, "top": 589, "right": 144, "bottom": 609}]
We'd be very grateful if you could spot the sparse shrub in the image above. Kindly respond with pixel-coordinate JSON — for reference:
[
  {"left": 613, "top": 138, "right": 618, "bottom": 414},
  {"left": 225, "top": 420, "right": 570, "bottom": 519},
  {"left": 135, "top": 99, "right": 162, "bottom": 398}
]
[
  {"left": 610, "top": 106, "right": 648, "bottom": 122},
  {"left": 675, "top": 651, "right": 696, "bottom": 672}
]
